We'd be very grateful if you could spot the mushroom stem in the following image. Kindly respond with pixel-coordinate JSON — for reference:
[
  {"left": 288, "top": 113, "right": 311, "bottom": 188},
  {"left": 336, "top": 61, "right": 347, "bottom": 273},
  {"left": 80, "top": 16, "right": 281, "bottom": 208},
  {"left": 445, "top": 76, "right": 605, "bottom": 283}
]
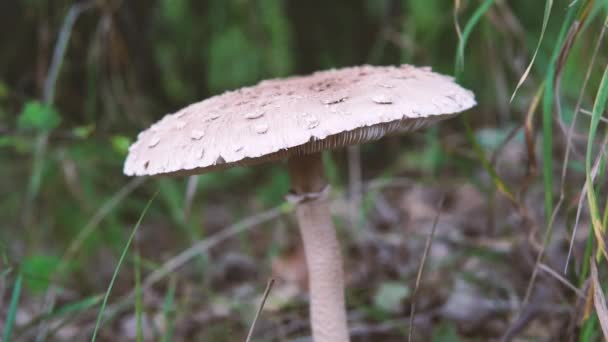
[{"left": 288, "top": 153, "right": 349, "bottom": 342}]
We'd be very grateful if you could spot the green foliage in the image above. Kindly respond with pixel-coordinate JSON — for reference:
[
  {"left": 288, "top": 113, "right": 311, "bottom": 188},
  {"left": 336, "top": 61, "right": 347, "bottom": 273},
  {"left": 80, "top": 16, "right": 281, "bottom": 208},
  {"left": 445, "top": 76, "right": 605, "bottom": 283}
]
[
  {"left": 73, "top": 124, "right": 95, "bottom": 139},
  {"left": 406, "top": 0, "right": 447, "bottom": 43},
  {"left": 207, "top": 27, "right": 261, "bottom": 91},
  {"left": 17, "top": 101, "right": 61, "bottom": 132},
  {"left": 373, "top": 282, "right": 410, "bottom": 314},
  {"left": 111, "top": 135, "right": 132, "bottom": 156},
  {"left": 21, "top": 254, "right": 61, "bottom": 293},
  {"left": 206, "top": 0, "right": 293, "bottom": 92},
  {"left": 162, "top": 277, "right": 177, "bottom": 342}
]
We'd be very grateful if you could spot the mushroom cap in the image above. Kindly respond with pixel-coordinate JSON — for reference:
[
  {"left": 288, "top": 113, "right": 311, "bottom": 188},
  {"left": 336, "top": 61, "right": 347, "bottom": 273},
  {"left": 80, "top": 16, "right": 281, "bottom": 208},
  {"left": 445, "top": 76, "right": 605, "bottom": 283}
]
[{"left": 124, "top": 64, "right": 475, "bottom": 177}]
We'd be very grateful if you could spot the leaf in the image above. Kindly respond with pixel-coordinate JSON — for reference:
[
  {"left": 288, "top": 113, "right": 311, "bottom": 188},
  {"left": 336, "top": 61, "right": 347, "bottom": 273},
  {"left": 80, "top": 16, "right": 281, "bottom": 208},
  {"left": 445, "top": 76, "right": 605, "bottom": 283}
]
[
  {"left": 111, "top": 135, "right": 132, "bottom": 156},
  {"left": 373, "top": 282, "right": 410, "bottom": 313},
  {"left": 17, "top": 100, "right": 61, "bottom": 132},
  {"left": 22, "top": 254, "right": 61, "bottom": 293},
  {"left": 590, "top": 259, "right": 608, "bottom": 339}
]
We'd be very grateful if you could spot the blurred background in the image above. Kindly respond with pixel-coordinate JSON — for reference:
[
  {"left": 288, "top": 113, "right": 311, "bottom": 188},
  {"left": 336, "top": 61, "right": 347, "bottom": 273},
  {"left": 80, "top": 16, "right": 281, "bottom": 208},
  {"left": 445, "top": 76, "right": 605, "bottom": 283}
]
[{"left": 1, "top": 0, "right": 608, "bottom": 341}]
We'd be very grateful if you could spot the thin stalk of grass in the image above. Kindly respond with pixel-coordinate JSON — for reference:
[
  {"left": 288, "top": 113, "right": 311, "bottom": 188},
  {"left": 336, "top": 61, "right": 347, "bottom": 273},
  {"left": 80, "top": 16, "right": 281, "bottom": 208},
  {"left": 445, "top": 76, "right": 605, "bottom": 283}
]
[
  {"left": 85, "top": 202, "right": 292, "bottom": 333},
  {"left": 245, "top": 278, "right": 275, "bottom": 342},
  {"left": 90, "top": 192, "right": 157, "bottom": 342},
  {"left": 510, "top": 0, "right": 553, "bottom": 102},
  {"left": 521, "top": 2, "right": 582, "bottom": 306},
  {"left": 161, "top": 276, "right": 176, "bottom": 342},
  {"left": 47, "top": 295, "right": 104, "bottom": 320},
  {"left": 408, "top": 196, "right": 444, "bottom": 342},
  {"left": 541, "top": 4, "right": 579, "bottom": 221},
  {"left": 454, "top": 0, "right": 495, "bottom": 78},
  {"left": 3, "top": 273, "right": 23, "bottom": 342},
  {"left": 16, "top": 294, "right": 103, "bottom": 337},
  {"left": 563, "top": 13, "right": 608, "bottom": 273},
  {"left": 36, "top": 177, "right": 145, "bottom": 340},
  {"left": 585, "top": 64, "right": 608, "bottom": 261},
  {"left": 134, "top": 248, "right": 143, "bottom": 342},
  {"left": 581, "top": 315, "right": 599, "bottom": 342}
]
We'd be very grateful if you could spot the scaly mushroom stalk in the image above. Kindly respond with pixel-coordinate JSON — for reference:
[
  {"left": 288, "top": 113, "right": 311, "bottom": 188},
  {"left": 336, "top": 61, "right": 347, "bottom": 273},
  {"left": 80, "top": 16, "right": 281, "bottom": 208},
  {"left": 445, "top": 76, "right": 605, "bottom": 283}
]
[{"left": 288, "top": 152, "right": 349, "bottom": 342}]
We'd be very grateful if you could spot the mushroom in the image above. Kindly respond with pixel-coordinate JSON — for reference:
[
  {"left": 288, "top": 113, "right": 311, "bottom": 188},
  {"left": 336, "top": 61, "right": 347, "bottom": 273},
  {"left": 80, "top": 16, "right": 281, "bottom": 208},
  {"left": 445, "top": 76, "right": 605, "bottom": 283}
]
[{"left": 124, "top": 64, "right": 475, "bottom": 341}]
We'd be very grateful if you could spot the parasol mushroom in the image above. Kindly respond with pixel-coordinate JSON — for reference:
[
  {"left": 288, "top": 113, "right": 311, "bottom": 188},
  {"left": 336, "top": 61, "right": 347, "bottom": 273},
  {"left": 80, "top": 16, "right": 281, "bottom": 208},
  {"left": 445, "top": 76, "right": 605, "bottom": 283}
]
[{"left": 124, "top": 64, "right": 475, "bottom": 341}]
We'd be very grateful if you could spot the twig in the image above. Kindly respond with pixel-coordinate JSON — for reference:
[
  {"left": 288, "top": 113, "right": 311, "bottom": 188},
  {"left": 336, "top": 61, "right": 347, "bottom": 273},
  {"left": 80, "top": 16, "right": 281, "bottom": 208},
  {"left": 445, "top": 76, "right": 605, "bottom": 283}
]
[
  {"left": 143, "top": 205, "right": 289, "bottom": 289},
  {"left": 245, "top": 278, "right": 275, "bottom": 342},
  {"left": 80, "top": 177, "right": 434, "bottom": 333},
  {"left": 538, "top": 263, "right": 584, "bottom": 298},
  {"left": 580, "top": 108, "right": 608, "bottom": 124},
  {"left": 408, "top": 195, "right": 444, "bottom": 342}
]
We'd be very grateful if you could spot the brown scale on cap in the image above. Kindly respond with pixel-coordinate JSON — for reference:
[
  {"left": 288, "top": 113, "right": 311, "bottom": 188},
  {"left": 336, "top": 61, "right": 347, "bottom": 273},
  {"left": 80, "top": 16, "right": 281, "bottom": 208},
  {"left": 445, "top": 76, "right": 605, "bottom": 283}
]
[{"left": 124, "top": 64, "right": 475, "bottom": 177}]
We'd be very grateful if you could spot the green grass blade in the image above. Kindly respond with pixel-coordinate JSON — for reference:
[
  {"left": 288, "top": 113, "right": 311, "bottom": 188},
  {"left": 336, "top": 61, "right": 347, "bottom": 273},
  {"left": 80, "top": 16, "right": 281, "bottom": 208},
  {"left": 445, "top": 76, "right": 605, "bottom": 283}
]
[
  {"left": 45, "top": 295, "right": 103, "bottom": 319},
  {"left": 90, "top": 192, "right": 157, "bottom": 342},
  {"left": 581, "top": 314, "right": 599, "bottom": 342},
  {"left": 134, "top": 250, "right": 143, "bottom": 342},
  {"left": 587, "top": 65, "right": 608, "bottom": 261},
  {"left": 510, "top": 0, "right": 553, "bottom": 102},
  {"left": 162, "top": 276, "right": 177, "bottom": 342},
  {"left": 3, "top": 273, "right": 23, "bottom": 342},
  {"left": 541, "top": 3, "right": 580, "bottom": 220},
  {"left": 454, "top": 0, "right": 495, "bottom": 79}
]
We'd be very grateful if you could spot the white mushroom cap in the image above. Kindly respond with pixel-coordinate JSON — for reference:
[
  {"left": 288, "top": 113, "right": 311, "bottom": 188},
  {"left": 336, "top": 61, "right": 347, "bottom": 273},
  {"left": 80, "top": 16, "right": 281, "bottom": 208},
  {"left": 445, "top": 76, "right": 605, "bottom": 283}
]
[{"left": 124, "top": 64, "right": 476, "bottom": 177}]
